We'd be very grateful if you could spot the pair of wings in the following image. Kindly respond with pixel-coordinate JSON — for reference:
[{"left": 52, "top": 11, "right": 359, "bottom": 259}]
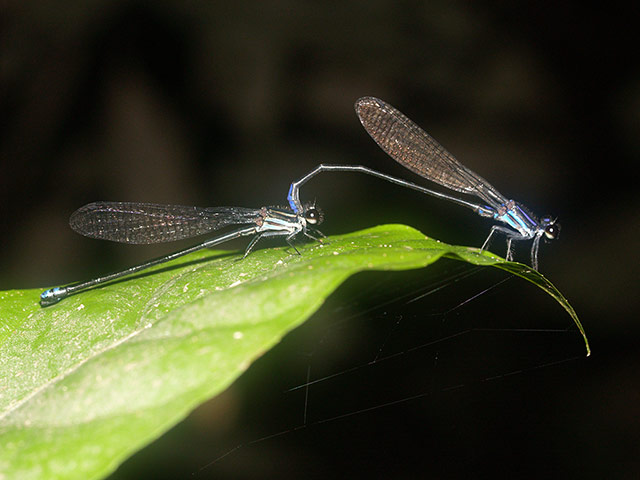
[
  {"left": 70, "top": 203, "right": 262, "bottom": 244},
  {"left": 355, "top": 96, "right": 508, "bottom": 209}
]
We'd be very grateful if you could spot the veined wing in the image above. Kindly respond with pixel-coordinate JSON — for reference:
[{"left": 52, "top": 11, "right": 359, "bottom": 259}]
[
  {"left": 355, "top": 97, "right": 507, "bottom": 208},
  {"left": 69, "top": 202, "right": 262, "bottom": 244}
]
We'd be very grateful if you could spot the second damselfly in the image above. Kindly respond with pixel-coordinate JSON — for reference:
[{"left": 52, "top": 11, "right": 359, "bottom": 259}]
[{"left": 288, "top": 96, "right": 559, "bottom": 270}]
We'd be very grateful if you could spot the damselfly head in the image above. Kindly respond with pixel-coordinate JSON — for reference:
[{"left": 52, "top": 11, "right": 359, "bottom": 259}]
[
  {"left": 541, "top": 216, "right": 560, "bottom": 241},
  {"left": 304, "top": 204, "right": 324, "bottom": 225}
]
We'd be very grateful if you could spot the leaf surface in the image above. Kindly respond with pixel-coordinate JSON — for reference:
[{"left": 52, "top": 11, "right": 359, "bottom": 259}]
[{"left": 0, "top": 224, "right": 588, "bottom": 479}]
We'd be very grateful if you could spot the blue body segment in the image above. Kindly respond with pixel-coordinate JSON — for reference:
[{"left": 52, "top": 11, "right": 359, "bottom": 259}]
[
  {"left": 287, "top": 184, "right": 299, "bottom": 213},
  {"left": 40, "top": 287, "right": 61, "bottom": 301},
  {"left": 489, "top": 201, "right": 538, "bottom": 238}
]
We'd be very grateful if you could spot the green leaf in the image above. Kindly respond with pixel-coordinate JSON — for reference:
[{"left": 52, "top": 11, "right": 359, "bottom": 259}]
[{"left": 0, "top": 224, "right": 589, "bottom": 480}]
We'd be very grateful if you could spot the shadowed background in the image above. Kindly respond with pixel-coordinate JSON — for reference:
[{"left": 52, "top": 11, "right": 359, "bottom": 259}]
[{"left": 2, "top": 1, "right": 638, "bottom": 478}]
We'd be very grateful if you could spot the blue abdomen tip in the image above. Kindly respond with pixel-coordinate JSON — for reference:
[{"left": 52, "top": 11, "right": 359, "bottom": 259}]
[{"left": 40, "top": 287, "right": 59, "bottom": 299}]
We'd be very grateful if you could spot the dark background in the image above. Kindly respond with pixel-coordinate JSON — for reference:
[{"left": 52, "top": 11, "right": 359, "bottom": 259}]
[{"left": 2, "top": 1, "right": 638, "bottom": 478}]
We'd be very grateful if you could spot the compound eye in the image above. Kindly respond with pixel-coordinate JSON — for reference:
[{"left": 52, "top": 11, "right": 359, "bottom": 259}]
[
  {"left": 306, "top": 208, "right": 319, "bottom": 225},
  {"left": 544, "top": 223, "right": 560, "bottom": 240}
]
